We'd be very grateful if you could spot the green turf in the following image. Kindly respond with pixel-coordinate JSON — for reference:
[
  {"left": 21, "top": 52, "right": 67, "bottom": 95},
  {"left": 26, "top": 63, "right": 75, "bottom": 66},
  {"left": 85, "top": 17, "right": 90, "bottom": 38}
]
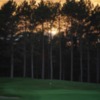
[{"left": 0, "top": 78, "right": 100, "bottom": 100}]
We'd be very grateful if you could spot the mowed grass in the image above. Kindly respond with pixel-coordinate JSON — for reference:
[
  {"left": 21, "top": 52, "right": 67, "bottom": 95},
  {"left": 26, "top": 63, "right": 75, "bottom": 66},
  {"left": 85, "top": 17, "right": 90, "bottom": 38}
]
[{"left": 0, "top": 78, "right": 100, "bottom": 100}]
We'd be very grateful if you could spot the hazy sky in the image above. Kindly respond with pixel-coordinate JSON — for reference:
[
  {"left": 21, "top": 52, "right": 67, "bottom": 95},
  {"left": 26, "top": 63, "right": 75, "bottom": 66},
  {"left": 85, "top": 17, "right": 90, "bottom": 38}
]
[{"left": 0, "top": 0, "right": 100, "bottom": 7}]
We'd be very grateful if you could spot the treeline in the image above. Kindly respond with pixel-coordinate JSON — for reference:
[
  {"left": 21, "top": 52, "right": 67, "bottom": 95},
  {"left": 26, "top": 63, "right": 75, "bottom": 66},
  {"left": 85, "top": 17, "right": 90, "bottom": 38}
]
[{"left": 0, "top": 0, "right": 100, "bottom": 83}]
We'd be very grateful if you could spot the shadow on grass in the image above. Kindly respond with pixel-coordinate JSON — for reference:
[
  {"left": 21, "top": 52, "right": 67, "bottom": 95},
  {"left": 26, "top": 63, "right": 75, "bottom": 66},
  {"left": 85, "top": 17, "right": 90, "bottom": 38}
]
[
  {"left": 0, "top": 78, "right": 41, "bottom": 100},
  {"left": 0, "top": 94, "right": 40, "bottom": 100},
  {"left": 0, "top": 94, "right": 41, "bottom": 100}
]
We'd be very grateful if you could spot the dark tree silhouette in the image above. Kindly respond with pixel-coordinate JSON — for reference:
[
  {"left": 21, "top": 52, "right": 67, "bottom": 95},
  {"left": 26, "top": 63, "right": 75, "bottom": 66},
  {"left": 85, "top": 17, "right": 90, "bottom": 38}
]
[
  {"left": 34, "top": 0, "right": 52, "bottom": 79},
  {"left": 87, "top": 5, "right": 100, "bottom": 83},
  {"left": 62, "top": 0, "right": 92, "bottom": 82},
  {"left": 0, "top": 0, "right": 99, "bottom": 83},
  {"left": 0, "top": 0, "right": 17, "bottom": 78},
  {"left": 16, "top": 0, "right": 32, "bottom": 77}
]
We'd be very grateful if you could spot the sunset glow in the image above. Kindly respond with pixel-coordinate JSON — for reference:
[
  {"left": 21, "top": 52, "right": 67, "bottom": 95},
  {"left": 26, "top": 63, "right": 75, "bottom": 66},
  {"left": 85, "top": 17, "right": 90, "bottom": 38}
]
[{"left": 0, "top": 0, "right": 100, "bottom": 7}]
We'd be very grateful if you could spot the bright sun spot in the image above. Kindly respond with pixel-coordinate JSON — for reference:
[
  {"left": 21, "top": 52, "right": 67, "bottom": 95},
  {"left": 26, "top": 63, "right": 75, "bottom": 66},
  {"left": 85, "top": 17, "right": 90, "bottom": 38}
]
[{"left": 49, "top": 28, "right": 58, "bottom": 36}]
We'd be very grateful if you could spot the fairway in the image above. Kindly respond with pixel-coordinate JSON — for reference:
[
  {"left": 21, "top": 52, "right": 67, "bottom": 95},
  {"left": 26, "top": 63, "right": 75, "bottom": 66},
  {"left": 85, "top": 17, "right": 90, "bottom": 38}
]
[{"left": 0, "top": 78, "right": 100, "bottom": 100}]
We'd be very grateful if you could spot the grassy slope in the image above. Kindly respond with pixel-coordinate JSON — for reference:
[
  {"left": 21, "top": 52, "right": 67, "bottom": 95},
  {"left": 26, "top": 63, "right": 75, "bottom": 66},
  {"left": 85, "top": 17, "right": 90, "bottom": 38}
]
[{"left": 0, "top": 78, "right": 100, "bottom": 100}]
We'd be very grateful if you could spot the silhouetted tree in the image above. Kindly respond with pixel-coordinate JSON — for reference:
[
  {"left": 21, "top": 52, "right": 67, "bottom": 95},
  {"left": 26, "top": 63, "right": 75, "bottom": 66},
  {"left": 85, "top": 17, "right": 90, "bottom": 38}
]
[
  {"left": 34, "top": 0, "right": 51, "bottom": 79},
  {"left": 62, "top": 0, "right": 92, "bottom": 82},
  {"left": 16, "top": 0, "right": 32, "bottom": 77},
  {"left": 0, "top": 0, "right": 17, "bottom": 78},
  {"left": 87, "top": 5, "right": 100, "bottom": 83},
  {"left": 47, "top": 1, "right": 60, "bottom": 80},
  {"left": 29, "top": 0, "right": 37, "bottom": 79}
]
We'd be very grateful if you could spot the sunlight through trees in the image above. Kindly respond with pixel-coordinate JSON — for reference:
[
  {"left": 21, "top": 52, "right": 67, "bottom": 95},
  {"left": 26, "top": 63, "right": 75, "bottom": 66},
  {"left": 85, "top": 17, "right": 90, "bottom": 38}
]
[{"left": 0, "top": 0, "right": 100, "bottom": 83}]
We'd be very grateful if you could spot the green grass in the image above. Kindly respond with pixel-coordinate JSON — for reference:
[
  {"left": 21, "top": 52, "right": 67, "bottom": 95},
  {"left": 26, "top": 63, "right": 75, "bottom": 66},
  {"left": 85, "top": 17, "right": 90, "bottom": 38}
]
[{"left": 0, "top": 78, "right": 100, "bottom": 100}]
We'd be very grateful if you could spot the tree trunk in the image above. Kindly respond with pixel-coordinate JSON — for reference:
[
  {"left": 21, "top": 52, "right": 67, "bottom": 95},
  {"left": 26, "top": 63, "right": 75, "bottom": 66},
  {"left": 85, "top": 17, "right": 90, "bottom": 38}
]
[
  {"left": 71, "top": 37, "right": 73, "bottom": 81},
  {"left": 50, "top": 34, "right": 53, "bottom": 80},
  {"left": 49, "top": 21, "right": 53, "bottom": 80},
  {"left": 31, "top": 44, "right": 34, "bottom": 79},
  {"left": 23, "top": 44, "right": 26, "bottom": 78},
  {"left": 87, "top": 45, "right": 90, "bottom": 82},
  {"left": 70, "top": 18, "right": 74, "bottom": 81},
  {"left": 80, "top": 39, "right": 83, "bottom": 82},
  {"left": 23, "top": 19, "right": 27, "bottom": 78},
  {"left": 11, "top": 44, "right": 14, "bottom": 78},
  {"left": 42, "top": 23, "right": 45, "bottom": 79},
  {"left": 96, "top": 45, "right": 99, "bottom": 83},
  {"left": 58, "top": 16, "right": 62, "bottom": 80},
  {"left": 59, "top": 36, "right": 62, "bottom": 80}
]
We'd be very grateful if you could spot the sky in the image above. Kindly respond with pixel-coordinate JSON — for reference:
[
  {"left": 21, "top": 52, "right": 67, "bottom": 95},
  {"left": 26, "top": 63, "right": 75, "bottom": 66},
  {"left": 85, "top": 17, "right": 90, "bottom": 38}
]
[{"left": 0, "top": 0, "right": 100, "bottom": 6}]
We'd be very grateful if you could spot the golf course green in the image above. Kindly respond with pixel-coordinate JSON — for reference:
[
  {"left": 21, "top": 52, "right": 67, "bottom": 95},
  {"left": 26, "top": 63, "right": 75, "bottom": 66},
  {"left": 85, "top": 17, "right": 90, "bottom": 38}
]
[{"left": 0, "top": 78, "right": 100, "bottom": 100}]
